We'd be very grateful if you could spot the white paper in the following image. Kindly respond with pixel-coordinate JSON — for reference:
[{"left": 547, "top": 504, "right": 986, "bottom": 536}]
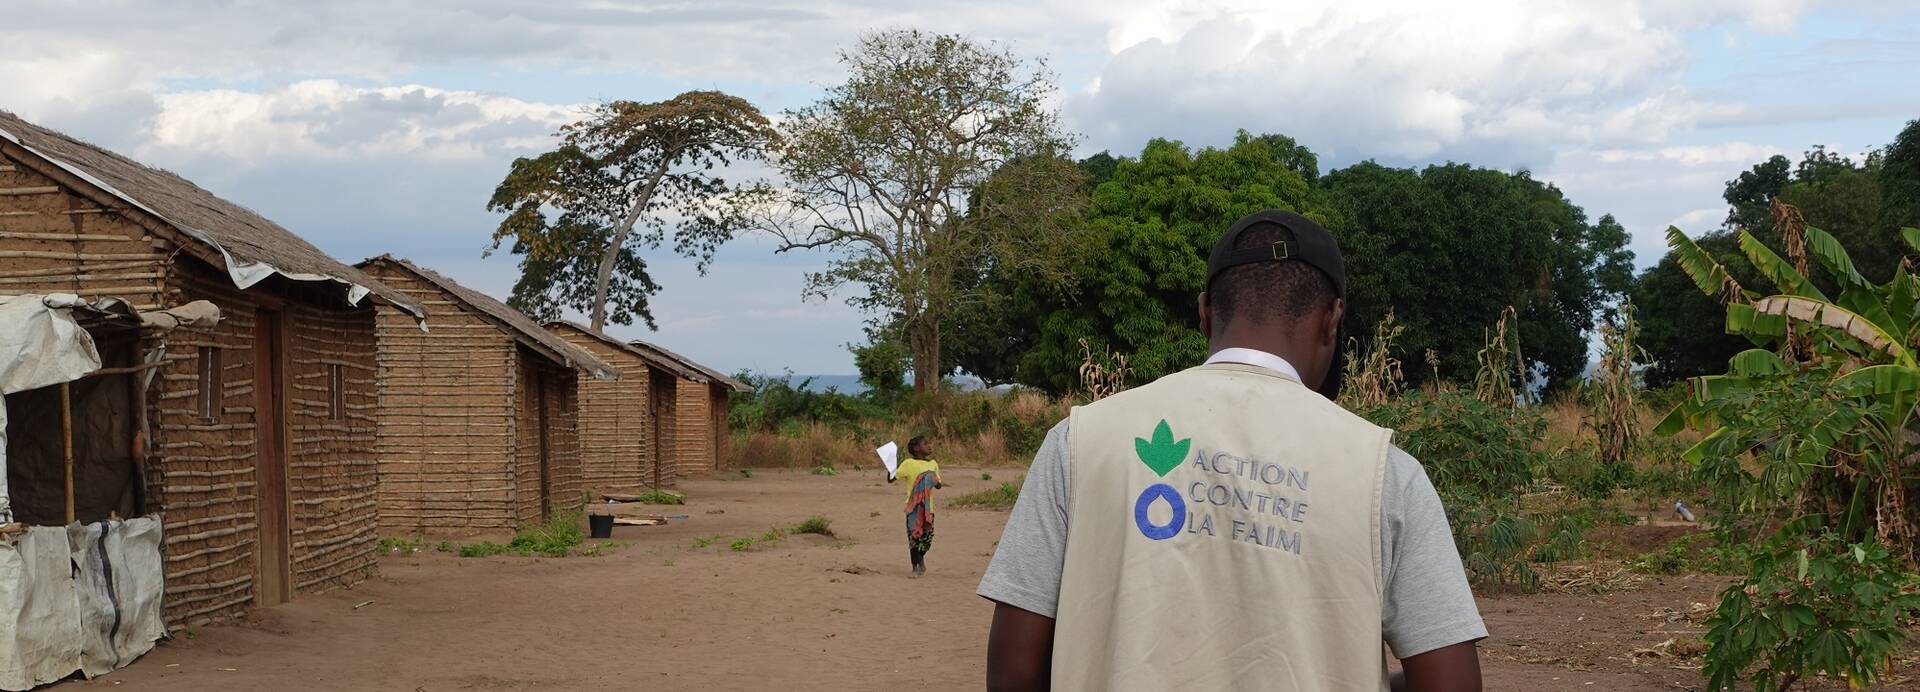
[{"left": 876, "top": 442, "right": 899, "bottom": 478}]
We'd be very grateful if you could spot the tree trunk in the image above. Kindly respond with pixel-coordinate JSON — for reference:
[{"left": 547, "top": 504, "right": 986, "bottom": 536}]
[
  {"left": 589, "top": 162, "right": 672, "bottom": 331},
  {"left": 910, "top": 318, "right": 942, "bottom": 393}
]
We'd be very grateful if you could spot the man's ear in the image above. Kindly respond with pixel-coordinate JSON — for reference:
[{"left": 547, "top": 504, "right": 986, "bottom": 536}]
[
  {"left": 1198, "top": 292, "right": 1214, "bottom": 337},
  {"left": 1322, "top": 298, "right": 1346, "bottom": 347}
]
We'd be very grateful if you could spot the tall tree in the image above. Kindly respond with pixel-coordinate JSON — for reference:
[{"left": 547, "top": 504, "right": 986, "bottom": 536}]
[
  {"left": 486, "top": 91, "right": 780, "bottom": 329},
  {"left": 756, "top": 30, "right": 1088, "bottom": 391},
  {"left": 1008, "top": 133, "right": 1325, "bottom": 394},
  {"left": 1724, "top": 155, "right": 1792, "bottom": 232},
  {"left": 1322, "top": 162, "right": 1632, "bottom": 390},
  {"left": 1880, "top": 118, "right": 1920, "bottom": 234}
]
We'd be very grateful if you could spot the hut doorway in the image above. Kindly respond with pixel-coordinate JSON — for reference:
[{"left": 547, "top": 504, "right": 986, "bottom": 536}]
[
  {"left": 252, "top": 309, "right": 291, "bottom": 606},
  {"left": 649, "top": 369, "right": 675, "bottom": 486},
  {"left": 534, "top": 377, "right": 553, "bottom": 520}
]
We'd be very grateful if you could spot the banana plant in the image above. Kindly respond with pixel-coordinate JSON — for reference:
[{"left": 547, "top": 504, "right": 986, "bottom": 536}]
[
  {"left": 1657, "top": 222, "right": 1920, "bottom": 545},
  {"left": 1658, "top": 224, "right": 1920, "bottom": 432}
]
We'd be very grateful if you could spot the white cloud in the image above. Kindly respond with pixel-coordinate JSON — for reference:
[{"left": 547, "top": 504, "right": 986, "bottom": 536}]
[
  {"left": 1067, "top": 1, "right": 1818, "bottom": 162},
  {"left": 141, "top": 81, "right": 579, "bottom": 167}
]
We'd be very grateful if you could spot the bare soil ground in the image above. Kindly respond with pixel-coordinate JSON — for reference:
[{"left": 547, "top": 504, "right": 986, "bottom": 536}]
[{"left": 67, "top": 469, "right": 1917, "bottom": 691}]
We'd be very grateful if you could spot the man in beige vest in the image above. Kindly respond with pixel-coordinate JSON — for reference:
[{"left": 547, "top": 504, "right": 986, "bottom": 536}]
[{"left": 979, "top": 210, "right": 1485, "bottom": 691}]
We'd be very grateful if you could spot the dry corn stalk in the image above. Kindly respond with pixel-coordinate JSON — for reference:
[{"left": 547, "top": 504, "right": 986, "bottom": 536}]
[
  {"left": 1341, "top": 311, "right": 1405, "bottom": 409},
  {"left": 1473, "top": 306, "right": 1522, "bottom": 407},
  {"left": 1077, "top": 338, "right": 1130, "bottom": 402}
]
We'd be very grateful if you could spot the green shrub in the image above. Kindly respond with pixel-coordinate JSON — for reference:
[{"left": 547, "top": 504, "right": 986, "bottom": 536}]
[
  {"left": 980, "top": 472, "right": 992, "bottom": 481},
  {"left": 739, "top": 468, "right": 753, "bottom": 478},
  {"left": 507, "top": 512, "right": 585, "bottom": 557},
  {"left": 728, "top": 536, "right": 757, "bottom": 552},
  {"left": 952, "top": 477, "right": 1023, "bottom": 509},
  {"left": 810, "top": 464, "right": 839, "bottom": 476},
  {"left": 791, "top": 516, "right": 834, "bottom": 536},
  {"left": 1704, "top": 534, "right": 1920, "bottom": 691},
  {"left": 1356, "top": 390, "right": 1564, "bottom": 591},
  {"left": 1627, "top": 541, "right": 1690, "bottom": 575}
]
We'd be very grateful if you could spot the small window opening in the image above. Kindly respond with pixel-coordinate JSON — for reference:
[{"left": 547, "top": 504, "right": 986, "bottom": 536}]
[
  {"left": 197, "top": 346, "right": 220, "bottom": 422},
  {"left": 327, "top": 363, "right": 346, "bottom": 421}
]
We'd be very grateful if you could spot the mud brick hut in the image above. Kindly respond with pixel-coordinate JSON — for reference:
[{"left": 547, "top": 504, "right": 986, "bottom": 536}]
[
  {"left": 624, "top": 338, "right": 749, "bottom": 479},
  {"left": 357, "top": 257, "right": 616, "bottom": 533},
  {"left": 0, "top": 111, "right": 424, "bottom": 630},
  {"left": 545, "top": 321, "right": 702, "bottom": 491}
]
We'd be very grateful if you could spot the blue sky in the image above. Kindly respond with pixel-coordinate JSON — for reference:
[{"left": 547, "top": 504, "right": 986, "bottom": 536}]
[{"left": 6, "top": 1, "right": 1917, "bottom": 375}]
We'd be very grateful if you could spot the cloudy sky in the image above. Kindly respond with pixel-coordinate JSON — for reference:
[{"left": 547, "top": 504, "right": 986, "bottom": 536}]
[{"left": 6, "top": 1, "right": 1918, "bottom": 375}]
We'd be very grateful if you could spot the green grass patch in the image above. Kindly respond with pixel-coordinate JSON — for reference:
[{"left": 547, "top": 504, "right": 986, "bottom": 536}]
[
  {"left": 458, "top": 542, "right": 508, "bottom": 558},
  {"left": 728, "top": 536, "right": 757, "bottom": 552},
  {"left": 378, "top": 537, "right": 423, "bottom": 555},
  {"left": 630, "top": 488, "right": 686, "bottom": 505},
  {"left": 810, "top": 464, "right": 839, "bottom": 476},
  {"left": 453, "top": 512, "right": 586, "bottom": 558},
  {"left": 791, "top": 515, "right": 834, "bottom": 536},
  {"left": 739, "top": 468, "right": 754, "bottom": 478},
  {"left": 951, "top": 476, "right": 1024, "bottom": 509},
  {"left": 981, "top": 472, "right": 993, "bottom": 481},
  {"left": 691, "top": 534, "right": 723, "bottom": 549}
]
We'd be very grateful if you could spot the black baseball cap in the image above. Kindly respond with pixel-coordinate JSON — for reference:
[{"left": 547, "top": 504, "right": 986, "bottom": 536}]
[{"left": 1205, "top": 210, "right": 1346, "bottom": 298}]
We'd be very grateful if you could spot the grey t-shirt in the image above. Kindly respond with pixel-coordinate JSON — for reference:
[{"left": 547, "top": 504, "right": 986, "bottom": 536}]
[{"left": 977, "top": 419, "right": 1488, "bottom": 658}]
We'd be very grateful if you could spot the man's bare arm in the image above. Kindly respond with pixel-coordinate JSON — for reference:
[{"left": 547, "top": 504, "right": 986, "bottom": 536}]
[
  {"left": 986, "top": 603, "right": 1055, "bottom": 692},
  {"left": 1399, "top": 641, "right": 1481, "bottom": 692}
]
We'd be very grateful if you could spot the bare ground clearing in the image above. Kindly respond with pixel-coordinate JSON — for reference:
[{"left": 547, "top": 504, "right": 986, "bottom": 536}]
[{"left": 65, "top": 469, "right": 1916, "bottom": 691}]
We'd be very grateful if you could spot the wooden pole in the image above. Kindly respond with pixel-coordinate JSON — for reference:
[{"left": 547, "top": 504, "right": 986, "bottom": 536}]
[{"left": 61, "top": 381, "right": 74, "bottom": 524}]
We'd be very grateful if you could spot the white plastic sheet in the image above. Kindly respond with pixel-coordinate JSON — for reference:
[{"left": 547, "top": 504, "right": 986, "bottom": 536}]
[
  {"left": 0, "top": 519, "right": 166, "bottom": 690},
  {"left": 0, "top": 527, "right": 81, "bottom": 690}
]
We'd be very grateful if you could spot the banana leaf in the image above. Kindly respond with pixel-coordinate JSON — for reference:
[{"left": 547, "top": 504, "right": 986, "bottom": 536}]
[
  {"left": 1887, "top": 266, "right": 1920, "bottom": 339},
  {"left": 1666, "top": 226, "right": 1749, "bottom": 302},
  {"left": 1739, "top": 230, "right": 1826, "bottom": 301},
  {"left": 1834, "top": 286, "right": 1898, "bottom": 342},
  {"left": 1728, "top": 348, "right": 1790, "bottom": 376},
  {"left": 1752, "top": 295, "right": 1909, "bottom": 364},
  {"left": 1726, "top": 302, "right": 1788, "bottom": 341},
  {"left": 1803, "top": 225, "right": 1870, "bottom": 290},
  {"left": 1902, "top": 227, "right": 1920, "bottom": 254},
  {"left": 1836, "top": 364, "right": 1920, "bottom": 419}
]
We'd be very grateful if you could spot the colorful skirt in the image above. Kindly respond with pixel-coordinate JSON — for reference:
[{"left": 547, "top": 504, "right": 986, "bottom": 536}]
[{"left": 906, "top": 470, "right": 937, "bottom": 553}]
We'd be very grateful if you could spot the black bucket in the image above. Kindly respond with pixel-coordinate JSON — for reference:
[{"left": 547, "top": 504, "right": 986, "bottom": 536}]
[{"left": 588, "top": 514, "right": 614, "bottom": 539}]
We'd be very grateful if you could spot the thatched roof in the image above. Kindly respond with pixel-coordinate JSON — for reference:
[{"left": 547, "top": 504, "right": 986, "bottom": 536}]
[
  {"left": 627, "top": 338, "right": 749, "bottom": 393},
  {"left": 545, "top": 320, "right": 702, "bottom": 381},
  {"left": 0, "top": 111, "right": 422, "bottom": 318},
  {"left": 360, "top": 257, "right": 617, "bottom": 380}
]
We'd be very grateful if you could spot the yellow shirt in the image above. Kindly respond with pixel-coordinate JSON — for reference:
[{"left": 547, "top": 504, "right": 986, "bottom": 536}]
[{"left": 896, "top": 457, "right": 942, "bottom": 512}]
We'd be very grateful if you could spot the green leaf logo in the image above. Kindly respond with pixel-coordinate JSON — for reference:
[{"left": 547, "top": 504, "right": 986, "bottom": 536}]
[{"left": 1134, "top": 420, "right": 1190, "bottom": 478}]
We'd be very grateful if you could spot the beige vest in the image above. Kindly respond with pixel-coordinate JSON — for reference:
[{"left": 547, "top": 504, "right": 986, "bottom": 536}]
[{"left": 1054, "top": 363, "right": 1392, "bottom": 691}]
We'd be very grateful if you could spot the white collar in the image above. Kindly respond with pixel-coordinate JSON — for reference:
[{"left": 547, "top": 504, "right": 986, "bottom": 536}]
[{"left": 1204, "top": 347, "right": 1301, "bottom": 382}]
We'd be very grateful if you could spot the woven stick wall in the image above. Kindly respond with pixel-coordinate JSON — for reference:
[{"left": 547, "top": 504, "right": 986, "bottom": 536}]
[
  {"left": 283, "top": 300, "right": 380, "bottom": 593},
  {"left": 548, "top": 326, "right": 655, "bottom": 493},
  {"left": 511, "top": 350, "right": 586, "bottom": 523},
  {"left": 0, "top": 151, "right": 168, "bottom": 307},
  {"left": 155, "top": 268, "right": 260, "bottom": 627},
  {"left": 364, "top": 267, "right": 519, "bottom": 532},
  {"left": 673, "top": 377, "right": 713, "bottom": 478}
]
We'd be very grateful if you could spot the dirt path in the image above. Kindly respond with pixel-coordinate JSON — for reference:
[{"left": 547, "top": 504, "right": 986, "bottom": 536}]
[{"left": 61, "top": 469, "right": 1907, "bottom": 691}]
